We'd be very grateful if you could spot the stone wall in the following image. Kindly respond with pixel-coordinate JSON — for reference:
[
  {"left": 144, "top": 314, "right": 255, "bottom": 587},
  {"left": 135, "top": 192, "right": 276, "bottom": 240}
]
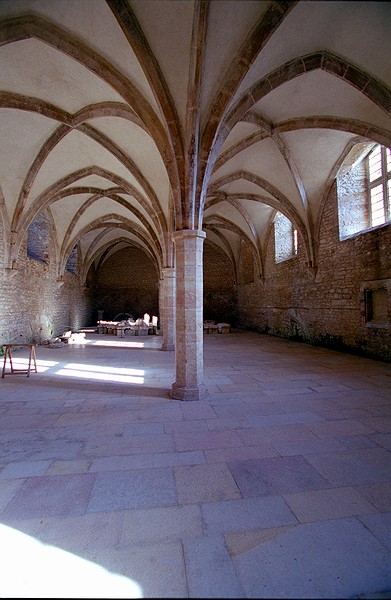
[
  {"left": 236, "top": 180, "right": 391, "bottom": 361},
  {"left": 0, "top": 220, "right": 91, "bottom": 347},
  {"left": 1, "top": 178, "right": 390, "bottom": 361},
  {"left": 203, "top": 243, "right": 237, "bottom": 324},
  {"left": 90, "top": 247, "right": 159, "bottom": 322}
]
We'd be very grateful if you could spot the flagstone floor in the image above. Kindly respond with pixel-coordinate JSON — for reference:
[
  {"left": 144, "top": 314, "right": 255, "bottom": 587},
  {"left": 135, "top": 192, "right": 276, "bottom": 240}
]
[{"left": 0, "top": 330, "right": 390, "bottom": 598}]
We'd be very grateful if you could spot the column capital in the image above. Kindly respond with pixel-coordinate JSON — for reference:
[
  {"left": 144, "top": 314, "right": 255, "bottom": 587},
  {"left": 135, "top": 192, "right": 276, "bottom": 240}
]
[
  {"left": 172, "top": 229, "right": 206, "bottom": 243},
  {"left": 161, "top": 266, "right": 175, "bottom": 279}
]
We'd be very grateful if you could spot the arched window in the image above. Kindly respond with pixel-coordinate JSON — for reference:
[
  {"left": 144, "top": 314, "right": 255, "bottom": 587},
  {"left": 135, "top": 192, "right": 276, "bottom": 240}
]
[
  {"left": 337, "top": 143, "right": 391, "bottom": 239},
  {"left": 367, "top": 144, "right": 391, "bottom": 227},
  {"left": 274, "top": 212, "right": 298, "bottom": 263},
  {"left": 65, "top": 244, "right": 79, "bottom": 275},
  {"left": 27, "top": 212, "right": 50, "bottom": 263}
]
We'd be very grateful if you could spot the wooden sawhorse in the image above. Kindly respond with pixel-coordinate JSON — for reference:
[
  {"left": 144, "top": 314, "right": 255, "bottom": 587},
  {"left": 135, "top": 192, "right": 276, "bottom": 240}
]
[{"left": 2, "top": 343, "right": 37, "bottom": 378}]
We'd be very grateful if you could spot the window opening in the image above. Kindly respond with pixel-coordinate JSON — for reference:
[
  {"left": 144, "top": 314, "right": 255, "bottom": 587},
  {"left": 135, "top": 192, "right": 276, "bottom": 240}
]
[
  {"left": 367, "top": 144, "right": 391, "bottom": 227},
  {"left": 337, "top": 143, "right": 391, "bottom": 239},
  {"left": 66, "top": 245, "right": 78, "bottom": 275},
  {"left": 27, "top": 212, "right": 50, "bottom": 262},
  {"left": 274, "top": 212, "right": 298, "bottom": 263}
]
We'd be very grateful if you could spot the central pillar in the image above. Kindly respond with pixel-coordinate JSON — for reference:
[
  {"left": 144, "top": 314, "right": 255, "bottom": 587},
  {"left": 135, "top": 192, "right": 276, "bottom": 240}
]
[{"left": 170, "top": 229, "right": 208, "bottom": 401}]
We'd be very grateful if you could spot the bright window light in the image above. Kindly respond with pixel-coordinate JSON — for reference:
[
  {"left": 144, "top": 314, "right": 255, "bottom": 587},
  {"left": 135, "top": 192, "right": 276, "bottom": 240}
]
[
  {"left": 367, "top": 144, "right": 391, "bottom": 226},
  {"left": 369, "top": 144, "right": 382, "bottom": 182},
  {"left": 274, "top": 211, "right": 298, "bottom": 262}
]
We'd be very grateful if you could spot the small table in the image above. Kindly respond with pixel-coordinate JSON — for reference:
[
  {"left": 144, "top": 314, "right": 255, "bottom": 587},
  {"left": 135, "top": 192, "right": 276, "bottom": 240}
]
[{"left": 2, "top": 343, "right": 37, "bottom": 378}]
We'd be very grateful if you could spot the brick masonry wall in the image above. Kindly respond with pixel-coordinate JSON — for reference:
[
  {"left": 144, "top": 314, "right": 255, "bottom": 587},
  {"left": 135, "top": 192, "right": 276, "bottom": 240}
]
[
  {"left": 91, "top": 247, "right": 159, "bottom": 321},
  {"left": 236, "top": 181, "right": 391, "bottom": 361},
  {"left": 1, "top": 181, "right": 389, "bottom": 360},
  {"left": 203, "top": 244, "right": 237, "bottom": 323},
  {"left": 238, "top": 239, "right": 256, "bottom": 285},
  {"left": 0, "top": 224, "right": 91, "bottom": 347}
]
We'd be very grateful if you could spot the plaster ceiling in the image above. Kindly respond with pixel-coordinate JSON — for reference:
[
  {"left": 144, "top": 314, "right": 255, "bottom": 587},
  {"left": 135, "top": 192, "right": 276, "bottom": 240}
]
[{"left": 0, "top": 0, "right": 390, "bottom": 281}]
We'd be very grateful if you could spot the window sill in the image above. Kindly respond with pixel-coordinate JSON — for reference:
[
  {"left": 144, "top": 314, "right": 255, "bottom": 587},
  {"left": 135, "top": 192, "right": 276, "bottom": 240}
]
[{"left": 365, "top": 321, "right": 389, "bottom": 329}]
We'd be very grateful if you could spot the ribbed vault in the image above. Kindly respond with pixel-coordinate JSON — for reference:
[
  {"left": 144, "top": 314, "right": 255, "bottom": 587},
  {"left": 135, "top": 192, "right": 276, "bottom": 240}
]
[{"left": 0, "top": 0, "right": 390, "bottom": 284}]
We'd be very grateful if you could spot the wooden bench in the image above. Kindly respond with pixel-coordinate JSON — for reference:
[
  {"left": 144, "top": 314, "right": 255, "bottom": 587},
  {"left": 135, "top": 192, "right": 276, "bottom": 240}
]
[{"left": 2, "top": 343, "right": 37, "bottom": 378}]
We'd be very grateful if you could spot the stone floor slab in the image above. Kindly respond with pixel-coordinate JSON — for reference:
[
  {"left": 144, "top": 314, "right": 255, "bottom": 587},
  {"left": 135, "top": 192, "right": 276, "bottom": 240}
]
[
  {"left": 355, "top": 482, "right": 391, "bottom": 512},
  {"left": 234, "top": 518, "right": 391, "bottom": 599},
  {"left": 201, "top": 495, "right": 298, "bottom": 534},
  {"left": 0, "top": 459, "right": 53, "bottom": 479},
  {"left": 86, "top": 468, "right": 177, "bottom": 512},
  {"left": 89, "top": 450, "right": 205, "bottom": 472},
  {"left": 184, "top": 534, "right": 244, "bottom": 598},
  {"left": 174, "top": 462, "right": 242, "bottom": 504},
  {"left": 0, "top": 439, "right": 82, "bottom": 462},
  {"left": 120, "top": 504, "right": 202, "bottom": 544},
  {"left": 305, "top": 447, "right": 391, "bottom": 486},
  {"left": 174, "top": 429, "right": 243, "bottom": 451},
  {"left": 237, "top": 424, "right": 318, "bottom": 445},
  {"left": 272, "top": 437, "right": 346, "bottom": 456},
  {"left": 0, "top": 478, "right": 24, "bottom": 511},
  {"left": 204, "top": 443, "right": 279, "bottom": 463},
  {"left": 283, "top": 486, "right": 378, "bottom": 523},
  {"left": 306, "top": 419, "right": 378, "bottom": 438},
  {"left": 0, "top": 331, "right": 390, "bottom": 598},
  {"left": 250, "top": 411, "right": 325, "bottom": 427},
  {"left": 358, "top": 512, "right": 391, "bottom": 551},
  {"left": 227, "top": 456, "right": 330, "bottom": 497},
  {"left": 1, "top": 473, "right": 96, "bottom": 520},
  {"left": 90, "top": 541, "right": 188, "bottom": 598},
  {"left": 3, "top": 511, "right": 123, "bottom": 554}
]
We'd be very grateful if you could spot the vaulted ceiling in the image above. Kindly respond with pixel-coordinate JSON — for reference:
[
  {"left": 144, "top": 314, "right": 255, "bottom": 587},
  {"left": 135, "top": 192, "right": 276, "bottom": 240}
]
[{"left": 1, "top": 0, "right": 390, "bottom": 282}]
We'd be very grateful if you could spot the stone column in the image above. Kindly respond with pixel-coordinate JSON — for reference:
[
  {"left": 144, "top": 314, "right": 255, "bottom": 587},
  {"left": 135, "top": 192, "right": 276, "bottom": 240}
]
[
  {"left": 160, "top": 267, "right": 175, "bottom": 351},
  {"left": 171, "top": 229, "right": 208, "bottom": 401}
]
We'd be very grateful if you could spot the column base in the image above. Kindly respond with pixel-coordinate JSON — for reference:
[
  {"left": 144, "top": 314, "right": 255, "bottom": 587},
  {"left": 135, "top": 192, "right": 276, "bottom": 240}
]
[{"left": 170, "top": 382, "right": 208, "bottom": 401}]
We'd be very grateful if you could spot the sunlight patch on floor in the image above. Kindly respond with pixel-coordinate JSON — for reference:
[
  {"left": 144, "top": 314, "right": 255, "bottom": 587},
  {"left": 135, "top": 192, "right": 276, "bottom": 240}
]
[
  {"left": 3, "top": 357, "right": 58, "bottom": 373},
  {"left": 88, "top": 339, "right": 149, "bottom": 348},
  {"left": 56, "top": 362, "right": 145, "bottom": 384},
  {"left": 0, "top": 524, "right": 143, "bottom": 598},
  {"left": 62, "top": 363, "right": 144, "bottom": 376}
]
